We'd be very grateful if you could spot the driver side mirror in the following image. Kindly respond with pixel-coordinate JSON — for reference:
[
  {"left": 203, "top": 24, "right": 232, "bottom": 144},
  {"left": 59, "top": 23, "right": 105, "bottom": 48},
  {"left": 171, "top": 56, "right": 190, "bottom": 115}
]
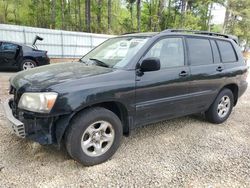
[{"left": 140, "top": 57, "right": 161, "bottom": 72}]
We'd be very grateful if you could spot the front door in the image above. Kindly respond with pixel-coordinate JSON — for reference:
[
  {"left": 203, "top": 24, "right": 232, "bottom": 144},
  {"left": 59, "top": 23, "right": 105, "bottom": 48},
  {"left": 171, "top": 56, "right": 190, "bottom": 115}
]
[
  {"left": 135, "top": 37, "right": 191, "bottom": 126},
  {"left": 0, "top": 42, "right": 18, "bottom": 67}
]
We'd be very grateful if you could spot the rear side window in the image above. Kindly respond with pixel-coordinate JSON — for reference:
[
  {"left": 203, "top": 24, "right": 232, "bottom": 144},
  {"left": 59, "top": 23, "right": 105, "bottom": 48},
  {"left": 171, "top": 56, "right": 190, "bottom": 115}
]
[
  {"left": 217, "top": 40, "right": 237, "bottom": 62},
  {"left": 187, "top": 38, "right": 213, "bottom": 65},
  {"left": 0, "top": 43, "right": 17, "bottom": 52}
]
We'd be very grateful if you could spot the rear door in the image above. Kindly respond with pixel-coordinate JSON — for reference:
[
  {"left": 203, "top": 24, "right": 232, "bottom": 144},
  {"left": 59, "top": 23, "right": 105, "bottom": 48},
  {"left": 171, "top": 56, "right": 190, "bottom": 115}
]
[
  {"left": 0, "top": 42, "right": 18, "bottom": 67},
  {"left": 187, "top": 37, "right": 225, "bottom": 112},
  {"left": 135, "top": 37, "right": 191, "bottom": 126},
  {"left": 216, "top": 39, "right": 239, "bottom": 76}
]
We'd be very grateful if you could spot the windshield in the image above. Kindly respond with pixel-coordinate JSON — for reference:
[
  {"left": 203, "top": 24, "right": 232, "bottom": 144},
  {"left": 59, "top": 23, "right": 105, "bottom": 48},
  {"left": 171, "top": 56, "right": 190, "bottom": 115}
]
[{"left": 80, "top": 36, "right": 149, "bottom": 68}]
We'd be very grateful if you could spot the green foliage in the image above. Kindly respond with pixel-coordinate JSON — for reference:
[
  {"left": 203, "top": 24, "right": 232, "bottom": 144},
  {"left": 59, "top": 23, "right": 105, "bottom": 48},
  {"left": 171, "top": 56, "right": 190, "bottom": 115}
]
[
  {"left": 0, "top": 0, "right": 249, "bottom": 48},
  {"left": 223, "top": 0, "right": 250, "bottom": 49}
]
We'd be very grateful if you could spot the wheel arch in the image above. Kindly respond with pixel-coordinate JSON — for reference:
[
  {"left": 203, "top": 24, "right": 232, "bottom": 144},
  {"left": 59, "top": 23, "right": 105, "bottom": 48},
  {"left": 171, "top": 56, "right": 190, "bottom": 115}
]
[
  {"left": 221, "top": 83, "right": 239, "bottom": 106},
  {"left": 21, "top": 56, "right": 38, "bottom": 64},
  {"left": 55, "top": 100, "right": 131, "bottom": 147}
]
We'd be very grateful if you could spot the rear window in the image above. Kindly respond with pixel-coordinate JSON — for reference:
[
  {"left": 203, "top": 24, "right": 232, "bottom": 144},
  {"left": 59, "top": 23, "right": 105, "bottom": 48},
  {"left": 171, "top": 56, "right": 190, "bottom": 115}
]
[
  {"left": 187, "top": 38, "right": 213, "bottom": 65},
  {"left": 217, "top": 40, "right": 237, "bottom": 63}
]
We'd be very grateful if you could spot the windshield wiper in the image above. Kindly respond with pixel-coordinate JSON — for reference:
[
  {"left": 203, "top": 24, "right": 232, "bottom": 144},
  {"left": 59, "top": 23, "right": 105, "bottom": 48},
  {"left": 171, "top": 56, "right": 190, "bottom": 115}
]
[{"left": 89, "top": 58, "right": 110, "bottom": 68}]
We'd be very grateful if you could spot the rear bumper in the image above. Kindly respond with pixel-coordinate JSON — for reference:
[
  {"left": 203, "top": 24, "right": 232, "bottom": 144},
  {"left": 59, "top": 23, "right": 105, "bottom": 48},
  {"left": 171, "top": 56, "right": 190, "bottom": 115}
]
[
  {"left": 238, "top": 81, "right": 248, "bottom": 98},
  {"left": 36, "top": 56, "right": 50, "bottom": 66},
  {"left": 2, "top": 101, "right": 26, "bottom": 138}
]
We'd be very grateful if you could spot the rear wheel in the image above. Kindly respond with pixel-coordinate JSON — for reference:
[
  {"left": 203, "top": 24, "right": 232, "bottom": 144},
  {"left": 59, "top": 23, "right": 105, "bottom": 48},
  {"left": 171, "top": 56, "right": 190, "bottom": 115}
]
[
  {"left": 20, "top": 59, "right": 37, "bottom": 70},
  {"left": 65, "top": 107, "right": 123, "bottom": 166},
  {"left": 205, "top": 88, "right": 234, "bottom": 124}
]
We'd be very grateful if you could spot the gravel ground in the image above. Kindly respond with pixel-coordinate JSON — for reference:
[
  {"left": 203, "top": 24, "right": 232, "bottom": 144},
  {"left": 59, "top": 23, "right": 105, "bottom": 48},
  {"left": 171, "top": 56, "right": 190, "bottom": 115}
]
[{"left": 0, "top": 71, "right": 249, "bottom": 188}]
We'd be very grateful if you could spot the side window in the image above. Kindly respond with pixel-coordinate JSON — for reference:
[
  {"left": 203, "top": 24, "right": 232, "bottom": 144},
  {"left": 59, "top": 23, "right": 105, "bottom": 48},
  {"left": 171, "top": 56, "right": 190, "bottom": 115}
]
[
  {"left": 210, "top": 40, "right": 221, "bottom": 63},
  {"left": 217, "top": 40, "right": 237, "bottom": 63},
  {"left": 0, "top": 43, "right": 17, "bottom": 52},
  {"left": 187, "top": 38, "right": 213, "bottom": 65},
  {"left": 145, "top": 38, "right": 184, "bottom": 68}
]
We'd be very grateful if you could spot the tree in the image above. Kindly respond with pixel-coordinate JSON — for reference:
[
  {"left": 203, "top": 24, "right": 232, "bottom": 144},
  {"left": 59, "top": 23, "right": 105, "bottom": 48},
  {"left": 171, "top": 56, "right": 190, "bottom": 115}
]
[
  {"left": 108, "top": 0, "right": 112, "bottom": 33},
  {"left": 51, "top": 0, "right": 56, "bottom": 29},
  {"left": 85, "top": 0, "right": 91, "bottom": 32},
  {"left": 3, "top": 0, "right": 9, "bottom": 23},
  {"left": 137, "top": 0, "right": 141, "bottom": 32},
  {"left": 96, "top": 0, "right": 102, "bottom": 32},
  {"left": 78, "top": 0, "right": 82, "bottom": 31},
  {"left": 61, "top": 0, "right": 65, "bottom": 30},
  {"left": 223, "top": 0, "right": 250, "bottom": 49},
  {"left": 127, "top": 0, "right": 136, "bottom": 31},
  {"left": 157, "top": 0, "right": 165, "bottom": 30}
]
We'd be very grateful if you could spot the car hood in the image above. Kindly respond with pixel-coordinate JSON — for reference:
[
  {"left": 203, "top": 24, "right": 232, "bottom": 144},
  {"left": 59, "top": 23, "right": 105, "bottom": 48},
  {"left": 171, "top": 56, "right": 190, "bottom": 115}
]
[{"left": 10, "top": 62, "right": 113, "bottom": 91}]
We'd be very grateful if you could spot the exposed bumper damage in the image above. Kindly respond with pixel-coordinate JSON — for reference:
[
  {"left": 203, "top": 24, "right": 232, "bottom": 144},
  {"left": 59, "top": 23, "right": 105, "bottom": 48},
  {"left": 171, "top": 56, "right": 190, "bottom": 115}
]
[{"left": 2, "top": 99, "right": 70, "bottom": 146}]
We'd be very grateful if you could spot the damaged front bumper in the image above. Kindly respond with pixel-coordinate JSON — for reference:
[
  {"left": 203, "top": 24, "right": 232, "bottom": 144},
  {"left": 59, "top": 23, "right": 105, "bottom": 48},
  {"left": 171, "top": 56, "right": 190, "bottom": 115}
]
[
  {"left": 3, "top": 101, "right": 26, "bottom": 138},
  {"left": 2, "top": 100, "right": 56, "bottom": 145}
]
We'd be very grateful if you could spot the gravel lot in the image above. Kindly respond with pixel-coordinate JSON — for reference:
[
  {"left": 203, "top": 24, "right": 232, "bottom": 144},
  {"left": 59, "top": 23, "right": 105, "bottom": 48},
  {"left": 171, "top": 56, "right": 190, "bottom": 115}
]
[{"left": 0, "top": 71, "right": 249, "bottom": 188}]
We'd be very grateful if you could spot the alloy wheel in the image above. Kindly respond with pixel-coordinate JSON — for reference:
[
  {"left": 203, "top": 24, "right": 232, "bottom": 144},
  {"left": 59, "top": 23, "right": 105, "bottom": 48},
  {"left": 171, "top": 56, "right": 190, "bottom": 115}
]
[
  {"left": 217, "top": 95, "right": 231, "bottom": 118},
  {"left": 81, "top": 120, "right": 115, "bottom": 157},
  {"left": 23, "top": 61, "right": 35, "bottom": 70}
]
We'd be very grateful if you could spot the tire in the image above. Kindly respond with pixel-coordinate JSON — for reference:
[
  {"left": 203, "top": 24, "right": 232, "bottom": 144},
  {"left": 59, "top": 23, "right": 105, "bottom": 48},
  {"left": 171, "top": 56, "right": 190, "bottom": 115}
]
[
  {"left": 20, "top": 59, "right": 37, "bottom": 70},
  {"left": 65, "top": 107, "right": 123, "bottom": 166},
  {"left": 205, "top": 88, "right": 234, "bottom": 124}
]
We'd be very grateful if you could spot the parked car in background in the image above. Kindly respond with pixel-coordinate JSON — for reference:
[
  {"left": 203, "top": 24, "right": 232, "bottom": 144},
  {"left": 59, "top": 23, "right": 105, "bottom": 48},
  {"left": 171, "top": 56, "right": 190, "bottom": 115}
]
[
  {"left": 0, "top": 36, "right": 50, "bottom": 70},
  {"left": 3, "top": 30, "right": 248, "bottom": 166}
]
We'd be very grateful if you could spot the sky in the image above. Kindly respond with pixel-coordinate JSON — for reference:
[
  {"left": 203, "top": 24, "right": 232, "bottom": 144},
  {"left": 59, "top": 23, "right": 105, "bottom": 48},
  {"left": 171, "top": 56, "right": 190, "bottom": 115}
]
[{"left": 211, "top": 3, "right": 226, "bottom": 25}]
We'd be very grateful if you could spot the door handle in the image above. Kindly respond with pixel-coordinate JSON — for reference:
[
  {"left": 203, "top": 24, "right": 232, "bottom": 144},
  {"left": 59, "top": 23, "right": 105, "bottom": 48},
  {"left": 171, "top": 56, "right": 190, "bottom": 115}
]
[
  {"left": 179, "top": 71, "right": 188, "bottom": 77},
  {"left": 216, "top": 66, "right": 223, "bottom": 72}
]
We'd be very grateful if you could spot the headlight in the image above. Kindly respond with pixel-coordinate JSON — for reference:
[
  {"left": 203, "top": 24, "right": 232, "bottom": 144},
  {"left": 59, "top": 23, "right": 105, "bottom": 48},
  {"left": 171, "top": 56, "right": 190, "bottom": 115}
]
[{"left": 18, "top": 92, "right": 58, "bottom": 113}]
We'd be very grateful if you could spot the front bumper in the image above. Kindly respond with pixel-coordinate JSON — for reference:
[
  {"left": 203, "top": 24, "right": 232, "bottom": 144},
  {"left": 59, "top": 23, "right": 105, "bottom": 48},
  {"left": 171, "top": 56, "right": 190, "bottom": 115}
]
[
  {"left": 2, "top": 101, "right": 26, "bottom": 138},
  {"left": 2, "top": 100, "right": 56, "bottom": 145}
]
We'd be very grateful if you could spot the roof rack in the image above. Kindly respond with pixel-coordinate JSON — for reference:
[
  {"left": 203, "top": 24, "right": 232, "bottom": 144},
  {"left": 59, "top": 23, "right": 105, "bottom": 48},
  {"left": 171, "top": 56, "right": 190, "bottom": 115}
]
[{"left": 162, "top": 29, "right": 239, "bottom": 44}]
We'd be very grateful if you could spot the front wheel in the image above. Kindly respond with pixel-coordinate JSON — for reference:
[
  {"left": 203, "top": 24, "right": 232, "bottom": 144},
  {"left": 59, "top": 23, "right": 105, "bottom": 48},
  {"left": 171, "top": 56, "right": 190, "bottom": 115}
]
[
  {"left": 65, "top": 107, "right": 123, "bottom": 166},
  {"left": 205, "top": 88, "right": 234, "bottom": 124}
]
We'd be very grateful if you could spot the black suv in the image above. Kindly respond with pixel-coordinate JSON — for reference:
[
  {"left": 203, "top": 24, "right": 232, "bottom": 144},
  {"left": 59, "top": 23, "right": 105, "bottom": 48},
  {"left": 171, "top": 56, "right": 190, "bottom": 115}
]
[{"left": 3, "top": 30, "right": 248, "bottom": 166}]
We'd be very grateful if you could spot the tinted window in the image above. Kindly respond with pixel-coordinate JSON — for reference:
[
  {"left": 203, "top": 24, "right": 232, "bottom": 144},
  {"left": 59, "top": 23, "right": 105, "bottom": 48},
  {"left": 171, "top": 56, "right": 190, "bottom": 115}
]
[
  {"left": 145, "top": 38, "right": 184, "bottom": 68},
  {"left": 217, "top": 40, "right": 237, "bottom": 62},
  {"left": 187, "top": 38, "right": 213, "bottom": 65},
  {"left": 0, "top": 43, "right": 17, "bottom": 52},
  {"left": 210, "top": 40, "right": 221, "bottom": 63}
]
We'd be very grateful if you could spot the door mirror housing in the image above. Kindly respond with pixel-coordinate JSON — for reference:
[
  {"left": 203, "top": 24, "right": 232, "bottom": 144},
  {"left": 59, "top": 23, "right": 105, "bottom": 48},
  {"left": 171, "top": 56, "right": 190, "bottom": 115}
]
[{"left": 140, "top": 57, "right": 160, "bottom": 72}]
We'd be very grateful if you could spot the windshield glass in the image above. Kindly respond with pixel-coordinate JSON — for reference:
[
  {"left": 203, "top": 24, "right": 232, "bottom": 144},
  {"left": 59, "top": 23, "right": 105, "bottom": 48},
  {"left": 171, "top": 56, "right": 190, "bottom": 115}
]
[{"left": 81, "top": 36, "right": 149, "bottom": 68}]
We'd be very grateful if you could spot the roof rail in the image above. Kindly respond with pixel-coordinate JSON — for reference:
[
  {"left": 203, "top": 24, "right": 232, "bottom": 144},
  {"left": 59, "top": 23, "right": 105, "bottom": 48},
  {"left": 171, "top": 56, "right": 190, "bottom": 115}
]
[
  {"left": 122, "top": 32, "right": 138, "bottom": 35},
  {"left": 162, "top": 29, "right": 239, "bottom": 44}
]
